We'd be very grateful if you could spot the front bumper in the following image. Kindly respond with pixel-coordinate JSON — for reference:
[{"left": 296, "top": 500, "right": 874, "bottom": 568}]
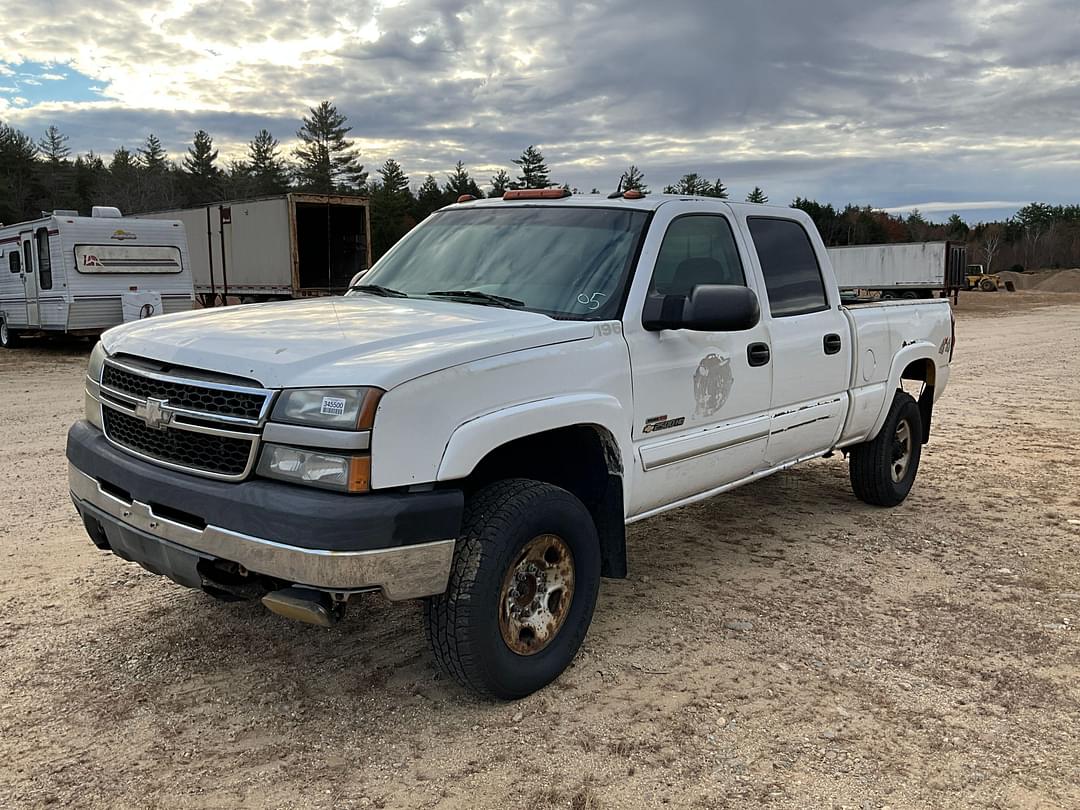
[{"left": 67, "top": 421, "right": 463, "bottom": 599}]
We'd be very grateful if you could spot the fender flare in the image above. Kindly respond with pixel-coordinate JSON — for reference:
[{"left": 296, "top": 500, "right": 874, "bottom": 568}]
[
  {"left": 867, "top": 342, "right": 940, "bottom": 439},
  {"left": 437, "top": 393, "right": 630, "bottom": 489}
]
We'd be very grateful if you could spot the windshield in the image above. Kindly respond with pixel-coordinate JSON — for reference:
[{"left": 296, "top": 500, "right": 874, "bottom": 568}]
[{"left": 349, "top": 206, "right": 649, "bottom": 320}]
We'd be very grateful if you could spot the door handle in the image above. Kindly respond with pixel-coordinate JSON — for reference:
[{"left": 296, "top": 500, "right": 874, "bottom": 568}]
[
  {"left": 823, "top": 333, "right": 842, "bottom": 355},
  {"left": 747, "top": 342, "right": 770, "bottom": 367}
]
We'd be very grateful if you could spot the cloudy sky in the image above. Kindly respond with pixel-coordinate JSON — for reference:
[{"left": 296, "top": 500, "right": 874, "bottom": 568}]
[{"left": 2, "top": 0, "right": 1078, "bottom": 222}]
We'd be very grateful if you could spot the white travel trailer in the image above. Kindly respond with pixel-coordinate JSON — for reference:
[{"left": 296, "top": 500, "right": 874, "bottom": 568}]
[{"left": 0, "top": 207, "right": 194, "bottom": 347}]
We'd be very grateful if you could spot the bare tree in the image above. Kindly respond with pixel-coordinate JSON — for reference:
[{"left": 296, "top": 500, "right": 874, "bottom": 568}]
[{"left": 980, "top": 225, "right": 1003, "bottom": 272}]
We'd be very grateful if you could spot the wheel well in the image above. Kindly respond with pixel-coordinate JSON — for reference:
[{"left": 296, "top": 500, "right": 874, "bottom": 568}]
[
  {"left": 465, "top": 425, "right": 627, "bottom": 579},
  {"left": 900, "top": 358, "right": 935, "bottom": 443}
]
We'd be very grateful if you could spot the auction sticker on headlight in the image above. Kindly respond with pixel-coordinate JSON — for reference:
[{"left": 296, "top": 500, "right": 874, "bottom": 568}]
[{"left": 320, "top": 396, "right": 348, "bottom": 416}]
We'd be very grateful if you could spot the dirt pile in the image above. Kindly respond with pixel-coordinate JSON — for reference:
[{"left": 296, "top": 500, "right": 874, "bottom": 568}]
[
  {"left": 997, "top": 270, "right": 1037, "bottom": 289},
  {"left": 998, "top": 268, "right": 1080, "bottom": 292},
  {"left": 1034, "top": 268, "right": 1080, "bottom": 292}
]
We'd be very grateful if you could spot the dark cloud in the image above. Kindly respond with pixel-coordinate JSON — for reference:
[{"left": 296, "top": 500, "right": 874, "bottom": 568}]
[{"left": 3, "top": 0, "right": 1079, "bottom": 219}]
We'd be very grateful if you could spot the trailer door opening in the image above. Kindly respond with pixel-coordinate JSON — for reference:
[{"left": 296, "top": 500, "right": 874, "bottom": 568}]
[{"left": 295, "top": 201, "right": 369, "bottom": 294}]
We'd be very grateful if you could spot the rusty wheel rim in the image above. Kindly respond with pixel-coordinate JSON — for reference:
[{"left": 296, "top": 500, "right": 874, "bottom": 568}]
[
  {"left": 498, "top": 533, "right": 576, "bottom": 656},
  {"left": 891, "top": 419, "right": 912, "bottom": 483}
]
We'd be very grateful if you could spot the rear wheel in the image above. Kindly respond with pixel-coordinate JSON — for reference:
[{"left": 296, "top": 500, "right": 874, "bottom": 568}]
[
  {"left": 0, "top": 320, "right": 20, "bottom": 349},
  {"left": 849, "top": 391, "right": 923, "bottom": 506},
  {"left": 426, "top": 479, "right": 601, "bottom": 699}
]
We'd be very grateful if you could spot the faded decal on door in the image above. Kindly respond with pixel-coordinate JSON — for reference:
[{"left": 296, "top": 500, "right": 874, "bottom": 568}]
[{"left": 693, "top": 353, "right": 733, "bottom": 417}]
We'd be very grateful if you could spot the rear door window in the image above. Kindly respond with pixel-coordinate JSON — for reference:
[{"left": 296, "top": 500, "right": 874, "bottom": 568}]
[{"left": 747, "top": 217, "right": 828, "bottom": 317}]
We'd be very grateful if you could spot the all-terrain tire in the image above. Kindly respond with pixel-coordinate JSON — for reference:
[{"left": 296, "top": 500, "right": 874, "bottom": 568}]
[
  {"left": 849, "top": 391, "right": 923, "bottom": 507},
  {"left": 979, "top": 278, "right": 997, "bottom": 292},
  {"left": 425, "top": 479, "right": 601, "bottom": 700}
]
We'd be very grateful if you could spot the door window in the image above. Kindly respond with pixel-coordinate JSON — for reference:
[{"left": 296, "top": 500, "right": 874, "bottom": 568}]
[
  {"left": 35, "top": 228, "right": 53, "bottom": 290},
  {"left": 8, "top": 252, "right": 19, "bottom": 273},
  {"left": 649, "top": 215, "right": 745, "bottom": 296},
  {"left": 22, "top": 241, "right": 32, "bottom": 274},
  {"left": 747, "top": 217, "right": 828, "bottom": 317}
]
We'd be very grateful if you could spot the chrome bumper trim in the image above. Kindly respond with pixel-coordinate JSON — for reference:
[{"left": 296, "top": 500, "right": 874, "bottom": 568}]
[{"left": 69, "top": 465, "right": 454, "bottom": 600}]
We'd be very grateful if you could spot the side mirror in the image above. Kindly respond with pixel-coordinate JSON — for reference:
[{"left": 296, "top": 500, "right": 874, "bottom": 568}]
[{"left": 643, "top": 284, "right": 760, "bottom": 332}]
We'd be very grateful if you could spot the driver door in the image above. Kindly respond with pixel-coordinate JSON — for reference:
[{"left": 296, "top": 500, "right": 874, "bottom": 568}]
[{"left": 624, "top": 211, "right": 772, "bottom": 516}]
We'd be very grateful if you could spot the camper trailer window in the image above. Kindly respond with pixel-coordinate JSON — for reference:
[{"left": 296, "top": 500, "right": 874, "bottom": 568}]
[
  {"left": 73, "top": 244, "right": 183, "bottom": 274},
  {"left": 8, "top": 252, "right": 19, "bottom": 273},
  {"left": 36, "top": 228, "right": 52, "bottom": 290}
]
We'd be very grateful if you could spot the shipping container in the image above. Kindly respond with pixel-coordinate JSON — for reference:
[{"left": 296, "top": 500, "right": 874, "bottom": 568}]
[
  {"left": 826, "top": 241, "right": 966, "bottom": 298},
  {"left": 141, "top": 193, "right": 371, "bottom": 304}
]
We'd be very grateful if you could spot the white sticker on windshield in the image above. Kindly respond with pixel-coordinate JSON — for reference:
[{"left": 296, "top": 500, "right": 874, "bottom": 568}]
[{"left": 320, "top": 396, "right": 348, "bottom": 416}]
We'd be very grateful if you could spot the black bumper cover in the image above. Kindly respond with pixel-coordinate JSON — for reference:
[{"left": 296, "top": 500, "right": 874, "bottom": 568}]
[{"left": 66, "top": 420, "right": 463, "bottom": 553}]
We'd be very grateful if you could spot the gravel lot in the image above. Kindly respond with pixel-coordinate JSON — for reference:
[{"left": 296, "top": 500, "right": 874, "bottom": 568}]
[{"left": 2, "top": 291, "right": 1079, "bottom": 809}]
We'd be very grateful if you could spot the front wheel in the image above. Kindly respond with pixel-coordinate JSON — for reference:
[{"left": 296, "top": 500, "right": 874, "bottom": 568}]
[
  {"left": 849, "top": 391, "right": 923, "bottom": 506},
  {"left": 425, "top": 479, "right": 601, "bottom": 699},
  {"left": 979, "top": 278, "right": 997, "bottom": 292}
]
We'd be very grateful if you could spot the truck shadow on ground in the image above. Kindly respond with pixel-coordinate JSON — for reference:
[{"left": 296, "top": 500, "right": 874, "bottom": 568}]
[{"left": 55, "top": 458, "right": 879, "bottom": 721}]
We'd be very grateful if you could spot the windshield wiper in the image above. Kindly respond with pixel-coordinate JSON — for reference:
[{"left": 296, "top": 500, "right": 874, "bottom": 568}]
[
  {"left": 349, "top": 283, "right": 409, "bottom": 298},
  {"left": 426, "top": 290, "right": 525, "bottom": 308}
]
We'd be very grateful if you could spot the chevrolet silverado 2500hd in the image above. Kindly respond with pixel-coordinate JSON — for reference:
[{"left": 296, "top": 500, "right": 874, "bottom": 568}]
[{"left": 68, "top": 191, "right": 954, "bottom": 699}]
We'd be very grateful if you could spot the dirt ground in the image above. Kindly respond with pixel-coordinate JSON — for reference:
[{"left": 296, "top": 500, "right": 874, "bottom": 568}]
[{"left": 2, "top": 290, "right": 1079, "bottom": 810}]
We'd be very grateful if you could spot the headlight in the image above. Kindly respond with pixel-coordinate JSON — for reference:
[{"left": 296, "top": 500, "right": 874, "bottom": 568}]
[
  {"left": 257, "top": 444, "right": 371, "bottom": 492},
  {"left": 87, "top": 341, "right": 107, "bottom": 383},
  {"left": 271, "top": 387, "right": 382, "bottom": 430}
]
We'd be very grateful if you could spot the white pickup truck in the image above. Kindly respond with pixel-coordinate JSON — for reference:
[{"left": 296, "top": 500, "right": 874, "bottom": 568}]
[{"left": 68, "top": 191, "right": 954, "bottom": 699}]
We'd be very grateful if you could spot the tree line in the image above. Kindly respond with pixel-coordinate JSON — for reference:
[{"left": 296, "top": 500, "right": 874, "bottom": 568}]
[{"left": 4, "top": 99, "right": 1079, "bottom": 268}]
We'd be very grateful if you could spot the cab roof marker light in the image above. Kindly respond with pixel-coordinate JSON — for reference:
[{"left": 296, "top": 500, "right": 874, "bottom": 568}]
[
  {"left": 502, "top": 188, "right": 571, "bottom": 200},
  {"left": 456, "top": 194, "right": 476, "bottom": 203}
]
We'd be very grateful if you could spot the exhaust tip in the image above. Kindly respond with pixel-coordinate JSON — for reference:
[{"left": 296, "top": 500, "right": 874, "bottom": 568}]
[{"left": 262, "top": 587, "right": 339, "bottom": 627}]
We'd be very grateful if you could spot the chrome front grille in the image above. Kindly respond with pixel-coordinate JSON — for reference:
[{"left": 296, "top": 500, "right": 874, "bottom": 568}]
[
  {"left": 97, "top": 359, "right": 273, "bottom": 481},
  {"left": 102, "top": 363, "right": 266, "bottom": 419}
]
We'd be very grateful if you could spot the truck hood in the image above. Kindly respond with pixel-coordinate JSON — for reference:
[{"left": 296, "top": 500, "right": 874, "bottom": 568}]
[{"left": 101, "top": 296, "right": 594, "bottom": 389}]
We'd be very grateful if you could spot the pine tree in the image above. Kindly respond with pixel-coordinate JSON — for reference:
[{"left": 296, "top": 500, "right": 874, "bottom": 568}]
[
  {"left": 512, "top": 145, "right": 550, "bottom": 189},
  {"left": 73, "top": 152, "right": 107, "bottom": 214},
  {"left": 663, "top": 173, "right": 705, "bottom": 195},
  {"left": 746, "top": 186, "right": 768, "bottom": 204},
  {"left": 39, "top": 126, "right": 71, "bottom": 163},
  {"left": 106, "top": 146, "right": 141, "bottom": 213},
  {"left": 702, "top": 179, "right": 728, "bottom": 198},
  {"left": 619, "top": 165, "right": 648, "bottom": 193},
  {"left": 445, "top": 160, "right": 483, "bottom": 200},
  {"left": 246, "top": 129, "right": 290, "bottom": 195},
  {"left": 414, "top": 174, "right": 445, "bottom": 218},
  {"left": 37, "top": 126, "right": 75, "bottom": 211},
  {"left": 0, "top": 123, "right": 41, "bottom": 222},
  {"left": 369, "top": 158, "right": 414, "bottom": 259},
  {"left": 140, "top": 134, "right": 169, "bottom": 174},
  {"left": 489, "top": 169, "right": 511, "bottom": 198},
  {"left": 182, "top": 130, "right": 223, "bottom": 204},
  {"left": 293, "top": 100, "right": 367, "bottom": 193},
  {"left": 946, "top": 213, "right": 969, "bottom": 239}
]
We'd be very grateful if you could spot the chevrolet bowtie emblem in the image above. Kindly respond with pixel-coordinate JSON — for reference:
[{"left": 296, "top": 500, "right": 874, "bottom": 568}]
[{"left": 136, "top": 397, "right": 173, "bottom": 430}]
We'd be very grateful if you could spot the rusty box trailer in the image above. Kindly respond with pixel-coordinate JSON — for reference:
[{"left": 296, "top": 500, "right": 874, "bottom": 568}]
[{"left": 141, "top": 194, "right": 371, "bottom": 304}]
